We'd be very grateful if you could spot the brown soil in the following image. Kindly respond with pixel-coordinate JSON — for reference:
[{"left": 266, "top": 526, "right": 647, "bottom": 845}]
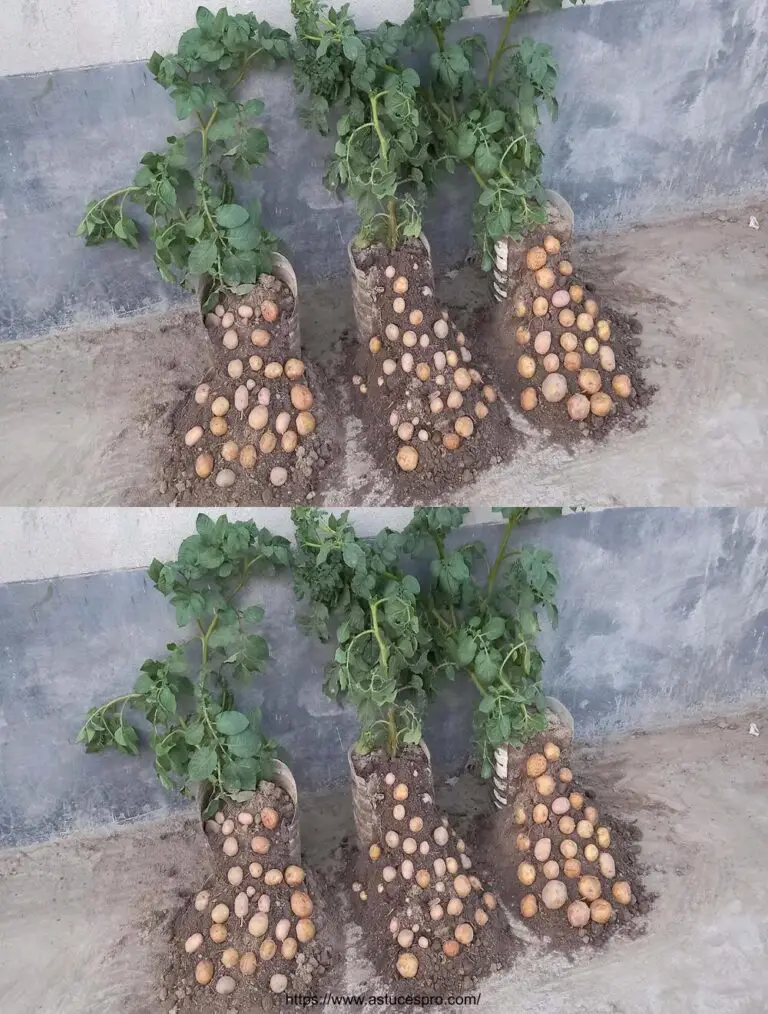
[
  {"left": 201, "top": 781, "right": 299, "bottom": 879},
  {"left": 161, "top": 783, "right": 339, "bottom": 1011},
  {"left": 467, "top": 738, "right": 651, "bottom": 955},
  {"left": 477, "top": 229, "right": 655, "bottom": 447},
  {"left": 160, "top": 275, "right": 336, "bottom": 506},
  {"left": 349, "top": 240, "right": 518, "bottom": 504},
  {"left": 345, "top": 745, "right": 517, "bottom": 996}
]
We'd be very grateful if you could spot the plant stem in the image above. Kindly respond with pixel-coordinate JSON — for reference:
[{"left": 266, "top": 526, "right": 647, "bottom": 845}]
[
  {"left": 370, "top": 600, "right": 389, "bottom": 668},
  {"left": 487, "top": 1, "right": 525, "bottom": 89},
  {"left": 90, "top": 692, "right": 142, "bottom": 719},
  {"left": 386, "top": 200, "right": 398, "bottom": 250},
  {"left": 486, "top": 512, "right": 519, "bottom": 599},
  {"left": 370, "top": 93, "right": 388, "bottom": 161},
  {"left": 469, "top": 163, "right": 488, "bottom": 190},
  {"left": 369, "top": 93, "right": 398, "bottom": 249},
  {"left": 386, "top": 706, "right": 398, "bottom": 757}
]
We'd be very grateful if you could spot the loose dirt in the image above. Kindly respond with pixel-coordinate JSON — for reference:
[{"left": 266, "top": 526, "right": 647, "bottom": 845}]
[
  {"left": 346, "top": 745, "right": 516, "bottom": 994},
  {"left": 0, "top": 204, "right": 766, "bottom": 506},
  {"left": 1, "top": 709, "right": 766, "bottom": 1014},
  {"left": 162, "top": 783, "right": 339, "bottom": 1011},
  {"left": 161, "top": 276, "right": 336, "bottom": 507},
  {"left": 488, "top": 232, "right": 654, "bottom": 444},
  {"left": 347, "top": 241, "right": 516, "bottom": 502}
]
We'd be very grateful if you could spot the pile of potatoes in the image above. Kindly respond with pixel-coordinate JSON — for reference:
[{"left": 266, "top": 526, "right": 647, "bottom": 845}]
[
  {"left": 509, "top": 741, "right": 635, "bottom": 928},
  {"left": 357, "top": 265, "right": 498, "bottom": 473},
  {"left": 183, "top": 803, "right": 318, "bottom": 996},
  {"left": 191, "top": 299, "right": 317, "bottom": 490},
  {"left": 356, "top": 771, "right": 497, "bottom": 980},
  {"left": 511, "top": 237, "right": 633, "bottom": 423}
]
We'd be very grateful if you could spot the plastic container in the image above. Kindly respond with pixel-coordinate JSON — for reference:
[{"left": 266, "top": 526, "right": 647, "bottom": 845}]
[
  {"left": 348, "top": 234, "right": 433, "bottom": 344},
  {"left": 348, "top": 740, "right": 434, "bottom": 848},
  {"left": 492, "top": 190, "right": 575, "bottom": 302},
  {"left": 198, "top": 758, "right": 302, "bottom": 865},
  {"left": 492, "top": 696, "right": 575, "bottom": 809},
  {"left": 198, "top": 252, "right": 301, "bottom": 356}
]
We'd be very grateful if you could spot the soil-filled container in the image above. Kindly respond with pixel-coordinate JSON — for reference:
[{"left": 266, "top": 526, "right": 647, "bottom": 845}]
[
  {"left": 199, "top": 758, "right": 302, "bottom": 868},
  {"left": 348, "top": 741, "right": 434, "bottom": 848},
  {"left": 348, "top": 235, "right": 514, "bottom": 496},
  {"left": 346, "top": 739, "right": 516, "bottom": 991},
  {"left": 493, "top": 190, "right": 574, "bottom": 302},
  {"left": 493, "top": 696, "right": 574, "bottom": 808},
  {"left": 167, "top": 251, "right": 334, "bottom": 505},
  {"left": 478, "top": 703, "right": 646, "bottom": 946},
  {"left": 348, "top": 234, "right": 433, "bottom": 345},
  {"left": 198, "top": 252, "right": 302, "bottom": 359},
  {"left": 167, "top": 760, "right": 340, "bottom": 1006}
]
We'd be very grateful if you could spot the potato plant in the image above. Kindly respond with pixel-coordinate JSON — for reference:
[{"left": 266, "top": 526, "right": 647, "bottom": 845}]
[
  {"left": 406, "top": 0, "right": 585, "bottom": 269},
  {"left": 290, "top": 506, "right": 560, "bottom": 769},
  {"left": 77, "top": 514, "right": 291, "bottom": 812},
  {"left": 291, "top": 508, "right": 442, "bottom": 755},
  {"left": 291, "top": 0, "right": 435, "bottom": 249},
  {"left": 77, "top": 7, "right": 291, "bottom": 308},
  {"left": 410, "top": 506, "right": 560, "bottom": 777}
]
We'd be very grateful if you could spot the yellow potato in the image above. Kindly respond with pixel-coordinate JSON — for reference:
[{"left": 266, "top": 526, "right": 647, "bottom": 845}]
[
  {"left": 526, "top": 247, "right": 548, "bottom": 271},
  {"left": 296, "top": 411, "right": 316, "bottom": 436},
  {"left": 454, "top": 416, "right": 475, "bottom": 438},
  {"left": 590, "top": 392, "right": 613, "bottom": 417},
  {"left": 612, "top": 881, "right": 632, "bottom": 905},
  {"left": 397, "top": 446, "right": 419, "bottom": 471},
  {"left": 290, "top": 385, "right": 314, "bottom": 411},
  {"left": 578, "top": 369, "right": 602, "bottom": 395},
  {"left": 520, "top": 387, "right": 538, "bottom": 411},
  {"left": 195, "top": 959, "right": 215, "bottom": 985},
  {"left": 527, "top": 753, "right": 548, "bottom": 777},
  {"left": 558, "top": 308, "right": 576, "bottom": 328},
  {"left": 559, "top": 332, "right": 578, "bottom": 352},
  {"left": 195, "top": 453, "right": 214, "bottom": 478},
  {"left": 517, "top": 354, "right": 537, "bottom": 379},
  {"left": 578, "top": 875, "right": 602, "bottom": 901},
  {"left": 396, "top": 952, "right": 418, "bottom": 978},
  {"left": 520, "top": 894, "right": 538, "bottom": 918},
  {"left": 518, "top": 862, "right": 537, "bottom": 886},
  {"left": 590, "top": 899, "right": 613, "bottom": 924},
  {"left": 535, "top": 267, "right": 556, "bottom": 290}
]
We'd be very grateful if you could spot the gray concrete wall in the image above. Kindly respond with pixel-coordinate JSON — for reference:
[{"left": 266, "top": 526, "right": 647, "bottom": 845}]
[
  {"left": 1, "top": 0, "right": 766, "bottom": 342},
  {"left": 1, "top": 508, "right": 766, "bottom": 849}
]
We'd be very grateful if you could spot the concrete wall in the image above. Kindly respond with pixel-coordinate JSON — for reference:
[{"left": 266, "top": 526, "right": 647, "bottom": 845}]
[
  {"left": 0, "top": 507, "right": 766, "bottom": 848},
  {"left": 2, "top": 1, "right": 617, "bottom": 76},
  {"left": 0, "top": 0, "right": 765, "bottom": 342}
]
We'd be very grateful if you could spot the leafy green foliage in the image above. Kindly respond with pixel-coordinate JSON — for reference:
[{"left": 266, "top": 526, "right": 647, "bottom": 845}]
[
  {"left": 409, "top": 0, "right": 585, "bottom": 269},
  {"left": 290, "top": 506, "right": 561, "bottom": 771},
  {"left": 291, "top": 0, "right": 435, "bottom": 248},
  {"left": 77, "top": 7, "right": 290, "bottom": 306},
  {"left": 77, "top": 514, "right": 291, "bottom": 813},
  {"left": 291, "top": 508, "right": 443, "bottom": 755}
]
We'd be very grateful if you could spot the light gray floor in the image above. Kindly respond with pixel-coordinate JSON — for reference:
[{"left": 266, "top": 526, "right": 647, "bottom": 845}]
[{"left": 2, "top": 707, "right": 766, "bottom": 1013}]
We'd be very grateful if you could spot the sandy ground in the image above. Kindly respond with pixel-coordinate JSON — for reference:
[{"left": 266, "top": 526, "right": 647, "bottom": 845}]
[
  {"left": 0, "top": 204, "right": 765, "bottom": 507},
  {"left": 1, "top": 708, "right": 767, "bottom": 1014}
]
